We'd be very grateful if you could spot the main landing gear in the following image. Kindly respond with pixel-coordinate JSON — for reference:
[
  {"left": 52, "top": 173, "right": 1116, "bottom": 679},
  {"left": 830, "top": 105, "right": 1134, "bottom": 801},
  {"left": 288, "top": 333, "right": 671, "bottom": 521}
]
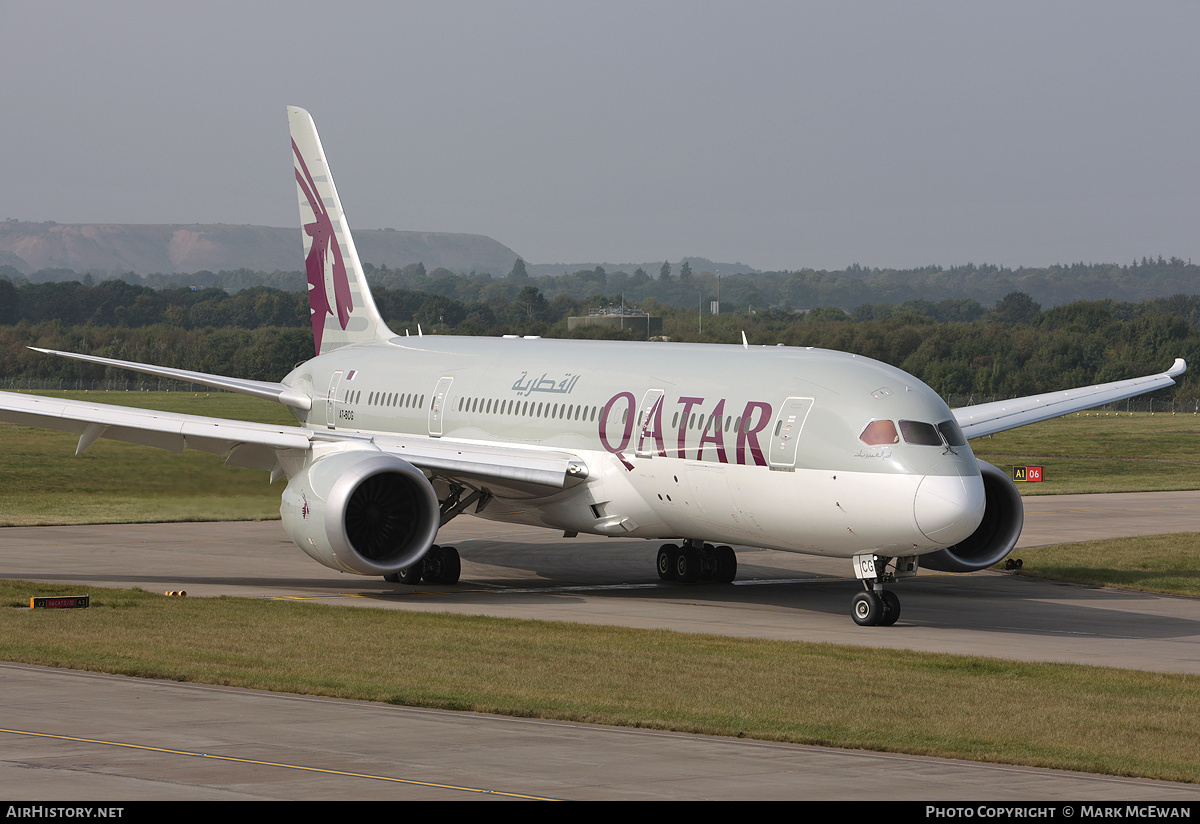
[
  {"left": 384, "top": 544, "right": 461, "bottom": 585},
  {"left": 850, "top": 553, "right": 917, "bottom": 627},
  {"left": 656, "top": 539, "right": 737, "bottom": 584},
  {"left": 383, "top": 482, "right": 486, "bottom": 586}
]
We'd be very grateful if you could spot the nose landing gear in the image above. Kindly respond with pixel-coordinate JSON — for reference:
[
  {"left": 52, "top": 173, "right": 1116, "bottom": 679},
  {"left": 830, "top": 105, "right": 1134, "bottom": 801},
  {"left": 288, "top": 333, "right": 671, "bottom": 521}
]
[
  {"left": 850, "top": 554, "right": 916, "bottom": 626},
  {"left": 851, "top": 588, "right": 900, "bottom": 626}
]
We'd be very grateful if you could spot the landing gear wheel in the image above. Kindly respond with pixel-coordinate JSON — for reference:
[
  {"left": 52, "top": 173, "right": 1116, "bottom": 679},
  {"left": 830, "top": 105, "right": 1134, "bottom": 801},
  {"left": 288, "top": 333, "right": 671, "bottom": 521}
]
[
  {"left": 878, "top": 590, "right": 901, "bottom": 626},
  {"left": 396, "top": 557, "right": 425, "bottom": 585},
  {"left": 676, "top": 546, "right": 700, "bottom": 583},
  {"left": 657, "top": 544, "right": 679, "bottom": 581},
  {"left": 424, "top": 545, "right": 461, "bottom": 585},
  {"left": 714, "top": 545, "right": 737, "bottom": 584},
  {"left": 851, "top": 591, "right": 882, "bottom": 626}
]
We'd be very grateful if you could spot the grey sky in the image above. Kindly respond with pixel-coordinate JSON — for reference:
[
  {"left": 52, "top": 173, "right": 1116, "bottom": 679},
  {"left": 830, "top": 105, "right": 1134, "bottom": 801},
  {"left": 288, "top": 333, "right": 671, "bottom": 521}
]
[{"left": 3, "top": 1, "right": 1197, "bottom": 272}]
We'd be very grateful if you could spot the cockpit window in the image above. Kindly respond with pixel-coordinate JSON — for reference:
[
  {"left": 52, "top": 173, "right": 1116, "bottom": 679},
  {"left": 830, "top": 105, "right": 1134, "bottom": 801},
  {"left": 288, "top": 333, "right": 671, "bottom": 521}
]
[
  {"left": 859, "top": 420, "right": 899, "bottom": 445},
  {"left": 937, "top": 419, "right": 967, "bottom": 447},
  {"left": 899, "top": 420, "right": 942, "bottom": 446}
]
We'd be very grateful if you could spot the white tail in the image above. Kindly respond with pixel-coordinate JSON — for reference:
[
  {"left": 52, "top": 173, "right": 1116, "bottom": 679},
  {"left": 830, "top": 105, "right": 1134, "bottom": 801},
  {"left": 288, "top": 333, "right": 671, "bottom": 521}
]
[{"left": 288, "top": 106, "right": 392, "bottom": 355}]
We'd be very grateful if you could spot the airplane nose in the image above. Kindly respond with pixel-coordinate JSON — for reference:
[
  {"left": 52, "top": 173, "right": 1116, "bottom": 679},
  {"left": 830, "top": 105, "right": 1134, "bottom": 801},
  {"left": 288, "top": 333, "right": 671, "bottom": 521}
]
[{"left": 914, "top": 464, "right": 986, "bottom": 544}]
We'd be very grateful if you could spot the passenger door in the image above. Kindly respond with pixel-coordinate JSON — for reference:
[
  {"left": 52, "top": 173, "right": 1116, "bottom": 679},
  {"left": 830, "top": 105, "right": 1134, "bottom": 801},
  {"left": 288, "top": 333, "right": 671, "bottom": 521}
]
[{"left": 768, "top": 397, "right": 814, "bottom": 469}]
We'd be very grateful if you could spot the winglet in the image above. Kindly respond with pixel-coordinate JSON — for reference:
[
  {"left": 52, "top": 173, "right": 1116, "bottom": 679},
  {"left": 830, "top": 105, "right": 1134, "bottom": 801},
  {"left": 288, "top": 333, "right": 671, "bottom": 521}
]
[
  {"left": 288, "top": 106, "right": 392, "bottom": 355},
  {"left": 1168, "top": 358, "right": 1187, "bottom": 377}
]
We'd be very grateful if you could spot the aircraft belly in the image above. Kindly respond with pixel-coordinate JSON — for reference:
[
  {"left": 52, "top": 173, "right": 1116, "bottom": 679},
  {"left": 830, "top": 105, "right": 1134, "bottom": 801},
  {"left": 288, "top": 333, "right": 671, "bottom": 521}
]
[
  {"left": 741, "top": 468, "right": 932, "bottom": 557},
  {"left": 624, "top": 461, "right": 934, "bottom": 557},
  {"left": 473, "top": 455, "right": 940, "bottom": 557}
]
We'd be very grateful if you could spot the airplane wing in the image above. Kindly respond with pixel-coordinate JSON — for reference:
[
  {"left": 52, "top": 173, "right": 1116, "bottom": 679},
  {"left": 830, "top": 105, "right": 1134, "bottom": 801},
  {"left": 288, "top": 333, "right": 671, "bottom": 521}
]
[
  {"left": 26, "top": 347, "right": 312, "bottom": 411},
  {"left": 0, "top": 391, "right": 587, "bottom": 493},
  {"left": 954, "top": 358, "right": 1186, "bottom": 439}
]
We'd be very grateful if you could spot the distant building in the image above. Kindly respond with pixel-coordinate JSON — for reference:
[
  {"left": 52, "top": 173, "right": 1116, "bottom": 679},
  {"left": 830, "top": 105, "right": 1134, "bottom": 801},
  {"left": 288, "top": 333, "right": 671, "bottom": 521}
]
[{"left": 567, "top": 307, "right": 662, "bottom": 339}]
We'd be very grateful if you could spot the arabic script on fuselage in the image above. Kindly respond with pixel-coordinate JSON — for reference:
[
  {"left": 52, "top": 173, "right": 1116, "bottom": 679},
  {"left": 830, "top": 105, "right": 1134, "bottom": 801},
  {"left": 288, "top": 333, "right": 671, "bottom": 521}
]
[{"left": 511, "top": 372, "right": 581, "bottom": 396}]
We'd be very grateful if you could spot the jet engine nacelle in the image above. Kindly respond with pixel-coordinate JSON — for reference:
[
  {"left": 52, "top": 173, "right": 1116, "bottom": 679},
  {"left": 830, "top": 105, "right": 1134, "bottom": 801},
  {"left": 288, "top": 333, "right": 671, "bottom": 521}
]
[
  {"left": 920, "top": 460, "right": 1024, "bottom": 573},
  {"left": 280, "top": 449, "right": 440, "bottom": 575}
]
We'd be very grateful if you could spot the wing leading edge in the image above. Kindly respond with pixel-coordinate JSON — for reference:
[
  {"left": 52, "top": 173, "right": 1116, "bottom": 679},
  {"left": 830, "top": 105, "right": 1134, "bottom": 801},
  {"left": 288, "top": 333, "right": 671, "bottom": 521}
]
[
  {"left": 26, "top": 347, "right": 312, "bottom": 411},
  {"left": 953, "top": 358, "right": 1186, "bottom": 439}
]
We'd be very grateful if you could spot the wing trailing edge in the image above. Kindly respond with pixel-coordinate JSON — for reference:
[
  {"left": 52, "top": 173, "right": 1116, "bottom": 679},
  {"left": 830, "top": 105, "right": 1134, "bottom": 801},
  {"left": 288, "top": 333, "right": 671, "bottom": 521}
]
[
  {"left": 0, "top": 390, "right": 310, "bottom": 468},
  {"left": 0, "top": 391, "right": 587, "bottom": 493}
]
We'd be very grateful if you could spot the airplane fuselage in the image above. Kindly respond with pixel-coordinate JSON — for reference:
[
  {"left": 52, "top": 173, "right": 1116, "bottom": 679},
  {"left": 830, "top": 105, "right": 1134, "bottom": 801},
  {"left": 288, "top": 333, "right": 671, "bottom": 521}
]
[{"left": 282, "top": 334, "right": 987, "bottom": 560}]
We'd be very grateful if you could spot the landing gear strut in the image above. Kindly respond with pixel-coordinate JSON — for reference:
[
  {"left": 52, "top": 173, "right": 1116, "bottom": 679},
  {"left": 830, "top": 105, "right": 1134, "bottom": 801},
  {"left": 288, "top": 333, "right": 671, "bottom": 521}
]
[
  {"left": 384, "top": 544, "right": 461, "bottom": 585},
  {"left": 849, "top": 554, "right": 916, "bottom": 626},
  {"left": 656, "top": 540, "right": 737, "bottom": 584}
]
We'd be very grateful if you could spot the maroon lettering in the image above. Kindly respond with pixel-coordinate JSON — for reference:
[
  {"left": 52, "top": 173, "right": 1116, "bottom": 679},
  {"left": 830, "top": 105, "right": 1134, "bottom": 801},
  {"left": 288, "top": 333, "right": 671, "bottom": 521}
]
[
  {"left": 737, "top": 401, "right": 772, "bottom": 466},
  {"left": 696, "top": 399, "right": 728, "bottom": 463},
  {"left": 637, "top": 395, "right": 668, "bottom": 456},
  {"left": 675, "top": 396, "right": 704, "bottom": 458},
  {"left": 599, "top": 392, "right": 636, "bottom": 455},
  {"left": 600, "top": 391, "right": 772, "bottom": 469}
]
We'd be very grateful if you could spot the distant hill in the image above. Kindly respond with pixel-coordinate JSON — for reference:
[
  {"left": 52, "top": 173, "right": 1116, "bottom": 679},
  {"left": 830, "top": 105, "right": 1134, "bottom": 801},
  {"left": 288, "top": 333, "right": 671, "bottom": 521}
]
[{"left": 0, "top": 221, "right": 521, "bottom": 276}]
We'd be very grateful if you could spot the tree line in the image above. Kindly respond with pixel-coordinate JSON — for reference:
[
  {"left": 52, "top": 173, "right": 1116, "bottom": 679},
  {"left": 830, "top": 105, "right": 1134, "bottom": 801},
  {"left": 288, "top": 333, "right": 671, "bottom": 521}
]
[
  {"left": 2, "top": 275, "right": 1199, "bottom": 400},
  {"left": 6, "top": 254, "right": 1199, "bottom": 314}
]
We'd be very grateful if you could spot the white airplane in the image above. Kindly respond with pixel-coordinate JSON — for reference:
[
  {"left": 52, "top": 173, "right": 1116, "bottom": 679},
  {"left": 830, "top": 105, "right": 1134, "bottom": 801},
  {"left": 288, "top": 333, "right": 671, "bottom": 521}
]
[{"left": 0, "top": 107, "right": 1186, "bottom": 625}]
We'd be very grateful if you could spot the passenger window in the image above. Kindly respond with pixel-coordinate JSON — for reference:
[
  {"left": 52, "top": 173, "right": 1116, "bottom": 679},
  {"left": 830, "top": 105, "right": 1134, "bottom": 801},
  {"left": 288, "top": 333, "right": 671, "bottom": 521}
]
[
  {"left": 899, "top": 420, "right": 942, "bottom": 446},
  {"left": 859, "top": 420, "right": 899, "bottom": 445}
]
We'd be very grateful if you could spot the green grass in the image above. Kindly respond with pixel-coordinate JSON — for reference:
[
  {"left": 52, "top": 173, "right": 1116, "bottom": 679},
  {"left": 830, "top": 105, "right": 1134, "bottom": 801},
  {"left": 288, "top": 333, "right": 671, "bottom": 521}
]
[
  {"left": 1010, "top": 533, "right": 1200, "bottom": 596},
  {"left": 972, "top": 410, "right": 1200, "bottom": 494},
  {"left": 3, "top": 577, "right": 1199, "bottom": 783}
]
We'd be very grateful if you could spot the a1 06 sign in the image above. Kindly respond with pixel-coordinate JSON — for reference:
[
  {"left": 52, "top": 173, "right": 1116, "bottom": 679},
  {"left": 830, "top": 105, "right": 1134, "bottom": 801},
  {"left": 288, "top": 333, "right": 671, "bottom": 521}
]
[{"left": 1013, "top": 465, "right": 1044, "bottom": 482}]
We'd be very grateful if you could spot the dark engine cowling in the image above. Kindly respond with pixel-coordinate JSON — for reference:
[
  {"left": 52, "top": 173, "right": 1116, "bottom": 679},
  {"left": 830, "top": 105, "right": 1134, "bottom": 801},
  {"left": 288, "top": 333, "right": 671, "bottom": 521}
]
[
  {"left": 280, "top": 449, "right": 440, "bottom": 575},
  {"left": 920, "top": 460, "right": 1024, "bottom": 572}
]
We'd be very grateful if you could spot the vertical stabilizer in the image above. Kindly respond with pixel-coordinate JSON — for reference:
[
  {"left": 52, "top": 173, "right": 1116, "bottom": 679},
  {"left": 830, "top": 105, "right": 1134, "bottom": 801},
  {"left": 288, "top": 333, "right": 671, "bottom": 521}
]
[{"left": 288, "top": 106, "right": 392, "bottom": 354}]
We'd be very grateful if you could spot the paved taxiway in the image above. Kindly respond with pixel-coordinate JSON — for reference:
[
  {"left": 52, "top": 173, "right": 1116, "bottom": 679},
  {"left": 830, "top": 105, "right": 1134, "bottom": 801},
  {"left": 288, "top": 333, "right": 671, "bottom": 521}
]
[
  {"left": 1, "top": 490, "right": 1198, "bottom": 798},
  {"left": 3, "top": 661, "right": 1196, "bottom": 801}
]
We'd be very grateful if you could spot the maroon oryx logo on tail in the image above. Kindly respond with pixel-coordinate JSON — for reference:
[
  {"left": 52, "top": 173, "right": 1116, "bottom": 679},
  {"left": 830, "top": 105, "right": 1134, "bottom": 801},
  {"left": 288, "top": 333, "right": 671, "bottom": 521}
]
[{"left": 293, "top": 139, "right": 353, "bottom": 352}]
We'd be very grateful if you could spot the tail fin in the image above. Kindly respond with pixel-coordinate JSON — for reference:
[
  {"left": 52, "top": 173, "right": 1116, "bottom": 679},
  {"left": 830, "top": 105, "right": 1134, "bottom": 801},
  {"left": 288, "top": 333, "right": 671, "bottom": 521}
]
[{"left": 288, "top": 106, "right": 392, "bottom": 355}]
